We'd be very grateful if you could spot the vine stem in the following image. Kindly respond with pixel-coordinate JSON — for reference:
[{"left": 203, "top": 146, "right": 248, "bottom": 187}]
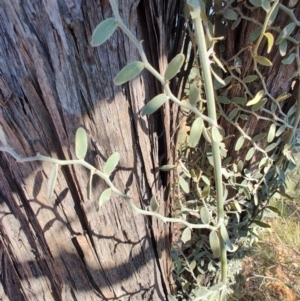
[{"left": 188, "top": 0, "right": 227, "bottom": 287}]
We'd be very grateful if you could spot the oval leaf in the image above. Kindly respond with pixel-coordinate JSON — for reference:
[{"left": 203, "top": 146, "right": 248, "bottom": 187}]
[
  {"left": 220, "top": 224, "right": 233, "bottom": 251},
  {"left": 164, "top": 53, "right": 185, "bottom": 80},
  {"left": 245, "top": 147, "right": 255, "bottom": 161},
  {"left": 243, "top": 74, "right": 258, "bottom": 84},
  {"left": 252, "top": 220, "right": 271, "bottom": 228},
  {"left": 99, "top": 188, "right": 112, "bottom": 207},
  {"left": 211, "top": 126, "right": 223, "bottom": 143},
  {"left": 189, "top": 117, "right": 204, "bottom": 148},
  {"left": 200, "top": 207, "right": 210, "bottom": 224},
  {"left": 75, "top": 127, "right": 88, "bottom": 160},
  {"left": 282, "top": 53, "right": 296, "bottom": 65},
  {"left": 159, "top": 164, "right": 176, "bottom": 171},
  {"left": 264, "top": 32, "right": 274, "bottom": 53},
  {"left": 150, "top": 196, "right": 159, "bottom": 212},
  {"left": 114, "top": 61, "right": 144, "bottom": 85},
  {"left": 189, "top": 82, "right": 200, "bottom": 105},
  {"left": 48, "top": 164, "right": 58, "bottom": 199},
  {"left": 255, "top": 56, "right": 272, "bottom": 66},
  {"left": 235, "top": 136, "right": 245, "bottom": 151},
  {"left": 179, "top": 176, "right": 190, "bottom": 193},
  {"left": 267, "top": 124, "right": 276, "bottom": 143},
  {"left": 91, "top": 18, "right": 118, "bottom": 47},
  {"left": 181, "top": 227, "right": 191, "bottom": 244},
  {"left": 223, "top": 9, "right": 238, "bottom": 20},
  {"left": 103, "top": 152, "right": 120, "bottom": 175},
  {"left": 209, "top": 231, "right": 220, "bottom": 257},
  {"left": 246, "top": 90, "right": 264, "bottom": 106},
  {"left": 141, "top": 94, "right": 167, "bottom": 115}
]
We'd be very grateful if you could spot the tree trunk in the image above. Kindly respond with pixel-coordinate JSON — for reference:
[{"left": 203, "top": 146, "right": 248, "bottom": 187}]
[{"left": 0, "top": 1, "right": 184, "bottom": 300}]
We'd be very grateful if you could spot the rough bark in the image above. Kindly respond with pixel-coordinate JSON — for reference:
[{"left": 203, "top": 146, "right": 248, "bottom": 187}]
[{"left": 0, "top": 0, "right": 184, "bottom": 300}]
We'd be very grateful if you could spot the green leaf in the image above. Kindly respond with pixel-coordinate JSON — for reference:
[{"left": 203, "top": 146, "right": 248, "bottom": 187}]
[
  {"left": 217, "top": 95, "right": 230, "bottom": 104},
  {"left": 189, "top": 82, "right": 200, "bottom": 105},
  {"left": 114, "top": 61, "right": 144, "bottom": 85},
  {"left": 209, "top": 231, "right": 220, "bottom": 257},
  {"left": 249, "top": 0, "right": 262, "bottom": 6},
  {"left": 211, "top": 127, "right": 223, "bottom": 143},
  {"left": 246, "top": 90, "right": 264, "bottom": 106},
  {"left": 223, "top": 9, "right": 238, "bottom": 21},
  {"left": 243, "top": 75, "right": 258, "bottom": 84},
  {"left": 229, "top": 108, "right": 239, "bottom": 120},
  {"left": 275, "top": 92, "right": 291, "bottom": 102},
  {"left": 91, "top": 18, "right": 118, "bottom": 47},
  {"left": 200, "top": 206, "right": 210, "bottom": 224},
  {"left": 276, "top": 124, "right": 286, "bottom": 137},
  {"left": 141, "top": 94, "right": 167, "bottom": 115},
  {"left": 264, "top": 32, "right": 274, "bottom": 53},
  {"left": 75, "top": 127, "right": 88, "bottom": 160},
  {"left": 265, "top": 142, "right": 277, "bottom": 152},
  {"left": 261, "top": 0, "right": 271, "bottom": 11},
  {"left": 103, "top": 152, "right": 120, "bottom": 175},
  {"left": 253, "top": 133, "right": 267, "bottom": 141},
  {"left": 276, "top": 22, "right": 296, "bottom": 45},
  {"left": 99, "top": 188, "right": 112, "bottom": 207},
  {"left": 179, "top": 176, "right": 190, "bottom": 193},
  {"left": 235, "top": 136, "right": 245, "bottom": 151},
  {"left": 248, "top": 27, "right": 261, "bottom": 43},
  {"left": 201, "top": 175, "right": 210, "bottom": 185},
  {"left": 255, "top": 56, "right": 272, "bottom": 66},
  {"left": 252, "top": 220, "right": 271, "bottom": 228},
  {"left": 181, "top": 227, "right": 191, "bottom": 244},
  {"left": 232, "top": 96, "right": 247, "bottom": 105},
  {"left": 189, "top": 117, "right": 204, "bottom": 148},
  {"left": 150, "top": 196, "right": 159, "bottom": 212},
  {"left": 159, "top": 164, "right": 176, "bottom": 171},
  {"left": 279, "top": 39, "right": 287, "bottom": 56},
  {"left": 245, "top": 147, "right": 255, "bottom": 161},
  {"left": 231, "top": 17, "right": 241, "bottom": 30},
  {"left": 282, "top": 53, "right": 296, "bottom": 65},
  {"left": 251, "top": 98, "right": 267, "bottom": 112},
  {"left": 220, "top": 224, "right": 233, "bottom": 251},
  {"left": 48, "top": 164, "right": 58, "bottom": 199},
  {"left": 267, "top": 124, "right": 276, "bottom": 143},
  {"left": 164, "top": 53, "right": 185, "bottom": 80}
]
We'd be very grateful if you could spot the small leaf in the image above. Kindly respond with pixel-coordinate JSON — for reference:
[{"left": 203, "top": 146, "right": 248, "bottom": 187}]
[
  {"left": 179, "top": 176, "right": 190, "bottom": 193},
  {"left": 255, "top": 56, "right": 272, "bottom": 66},
  {"left": 245, "top": 147, "right": 255, "bottom": 161},
  {"left": 159, "top": 164, "right": 176, "bottom": 171},
  {"left": 231, "top": 17, "right": 241, "bottom": 30},
  {"left": 75, "top": 127, "right": 88, "bottom": 160},
  {"left": 200, "top": 207, "right": 210, "bottom": 224},
  {"left": 48, "top": 164, "right": 58, "bottom": 199},
  {"left": 253, "top": 133, "right": 267, "bottom": 141},
  {"left": 220, "top": 224, "right": 233, "bottom": 251},
  {"left": 252, "top": 220, "right": 271, "bottom": 228},
  {"left": 141, "top": 94, "right": 167, "bottom": 115},
  {"left": 223, "top": 9, "right": 238, "bottom": 21},
  {"left": 249, "top": 0, "right": 262, "bottom": 6},
  {"left": 181, "top": 227, "right": 191, "bottom": 244},
  {"left": 279, "top": 39, "right": 287, "bottom": 56},
  {"left": 232, "top": 96, "right": 247, "bottom": 105},
  {"left": 91, "top": 18, "right": 118, "bottom": 47},
  {"left": 209, "top": 231, "right": 220, "bottom": 257},
  {"left": 164, "top": 53, "right": 185, "bottom": 80},
  {"left": 211, "top": 126, "right": 223, "bottom": 143},
  {"left": 276, "top": 124, "right": 286, "bottom": 137},
  {"left": 229, "top": 108, "right": 239, "bottom": 120},
  {"left": 248, "top": 27, "right": 261, "bottom": 43},
  {"left": 114, "top": 61, "right": 144, "bottom": 85},
  {"left": 251, "top": 98, "right": 267, "bottom": 112},
  {"left": 275, "top": 92, "right": 291, "bottom": 102},
  {"left": 282, "top": 53, "right": 296, "bottom": 65},
  {"left": 217, "top": 96, "right": 230, "bottom": 104},
  {"left": 264, "top": 32, "right": 274, "bottom": 53},
  {"left": 189, "top": 117, "right": 204, "bottom": 147},
  {"left": 246, "top": 90, "right": 264, "bottom": 106},
  {"left": 243, "top": 75, "right": 258, "bottom": 83},
  {"left": 150, "top": 196, "right": 159, "bottom": 212},
  {"left": 99, "top": 188, "right": 112, "bottom": 207},
  {"left": 267, "top": 124, "right": 276, "bottom": 143},
  {"left": 103, "top": 152, "right": 120, "bottom": 175},
  {"left": 276, "top": 22, "right": 296, "bottom": 45},
  {"left": 235, "top": 136, "right": 245, "bottom": 151},
  {"left": 261, "top": 0, "right": 271, "bottom": 11},
  {"left": 189, "top": 82, "right": 200, "bottom": 105},
  {"left": 265, "top": 142, "right": 277, "bottom": 152}
]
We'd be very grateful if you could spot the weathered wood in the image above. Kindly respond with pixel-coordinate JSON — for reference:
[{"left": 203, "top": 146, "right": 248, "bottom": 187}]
[{"left": 0, "top": 0, "right": 184, "bottom": 300}]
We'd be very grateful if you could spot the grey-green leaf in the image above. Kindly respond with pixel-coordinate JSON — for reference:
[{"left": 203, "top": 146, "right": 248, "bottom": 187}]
[
  {"left": 223, "top": 9, "right": 238, "bottom": 20},
  {"left": 189, "top": 117, "right": 204, "bottom": 148},
  {"left": 75, "top": 127, "right": 88, "bottom": 160},
  {"left": 114, "top": 61, "right": 144, "bottom": 85},
  {"left": 211, "top": 126, "right": 223, "bottom": 143},
  {"left": 255, "top": 56, "right": 272, "bottom": 66},
  {"left": 220, "top": 224, "right": 233, "bottom": 251},
  {"left": 99, "top": 188, "right": 112, "bottom": 207},
  {"left": 235, "top": 136, "right": 245, "bottom": 151},
  {"left": 209, "top": 231, "right": 220, "bottom": 257},
  {"left": 245, "top": 147, "right": 255, "bottom": 161},
  {"left": 189, "top": 81, "right": 200, "bottom": 105},
  {"left": 48, "top": 164, "right": 58, "bottom": 199},
  {"left": 141, "top": 94, "right": 167, "bottom": 115},
  {"left": 200, "top": 207, "right": 210, "bottom": 224},
  {"left": 179, "top": 176, "right": 190, "bottom": 193},
  {"left": 103, "top": 152, "right": 120, "bottom": 175},
  {"left": 252, "top": 220, "right": 271, "bottom": 228},
  {"left": 243, "top": 75, "right": 258, "bottom": 83},
  {"left": 164, "top": 53, "right": 185, "bottom": 80},
  {"left": 181, "top": 227, "right": 191, "bottom": 244},
  {"left": 249, "top": 0, "right": 262, "bottom": 6},
  {"left": 91, "top": 18, "right": 118, "bottom": 47},
  {"left": 150, "top": 196, "right": 159, "bottom": 212},
  {"left": 159, "top": 164, "right": 176, "bottom": 171},
  {"left": 267, "top": 124, "right": 276, "bottom": 143},
  {"left": 282, "top": 53, "right": 296, "bottom": 65}
]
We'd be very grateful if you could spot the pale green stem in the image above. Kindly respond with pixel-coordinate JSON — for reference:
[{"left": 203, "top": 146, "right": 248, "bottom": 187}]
[
  {"left": 0, "top": 146, "right": 219, "bottom": 231},
  {"left": 191, "top": 11, "right": 226, "bottom": 284}
]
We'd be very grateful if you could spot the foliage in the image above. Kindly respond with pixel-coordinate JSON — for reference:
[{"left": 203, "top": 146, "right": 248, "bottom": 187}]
[{"left": 0, "top": 0, "right": 300, "bottom": 300}]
